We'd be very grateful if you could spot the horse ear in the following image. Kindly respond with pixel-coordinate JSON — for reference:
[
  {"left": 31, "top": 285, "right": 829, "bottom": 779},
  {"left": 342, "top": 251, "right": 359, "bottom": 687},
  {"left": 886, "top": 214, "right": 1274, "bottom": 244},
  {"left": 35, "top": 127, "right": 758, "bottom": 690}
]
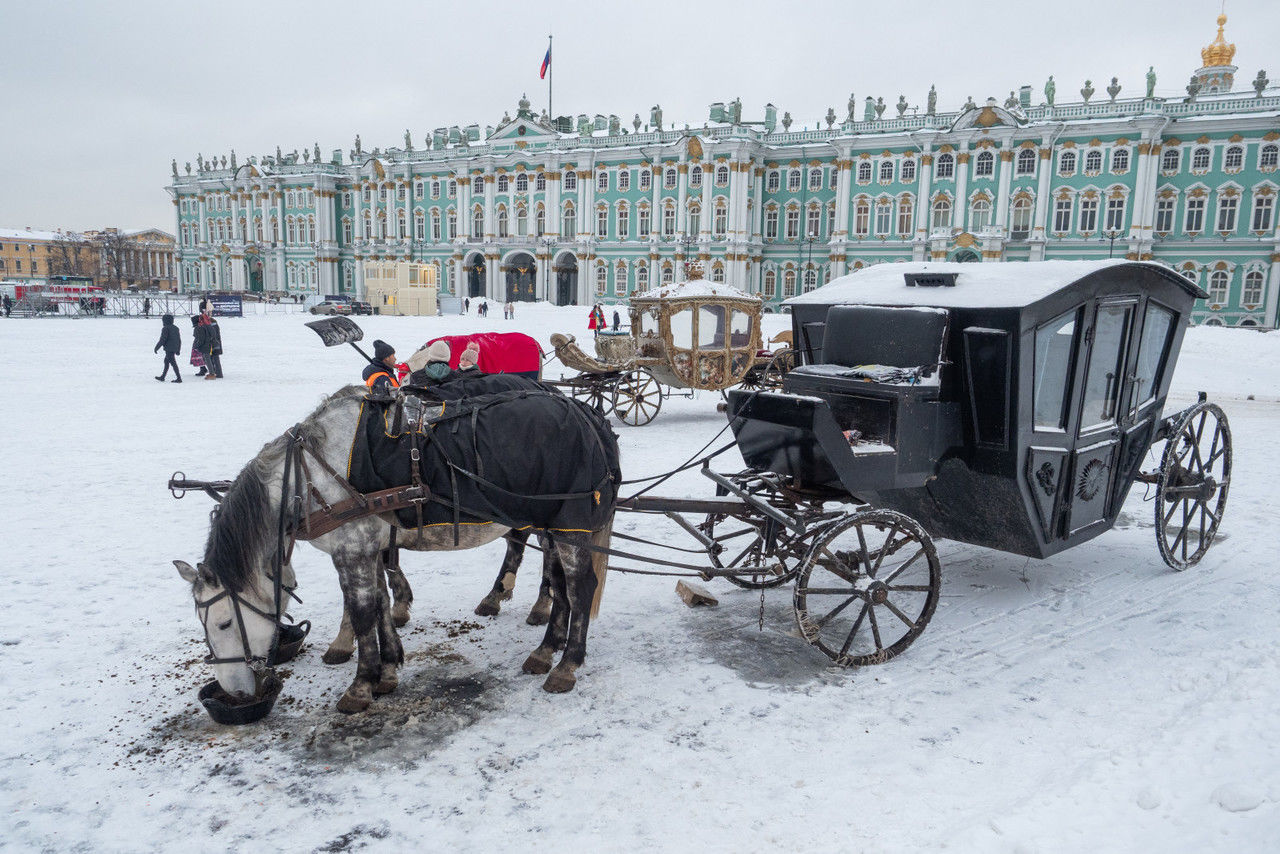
[
  {"left": 174, "top": 560, "right": 198, "bottom": 583},
  {"left": 196, "top": 562, "right": 219, "bottom": 586}
]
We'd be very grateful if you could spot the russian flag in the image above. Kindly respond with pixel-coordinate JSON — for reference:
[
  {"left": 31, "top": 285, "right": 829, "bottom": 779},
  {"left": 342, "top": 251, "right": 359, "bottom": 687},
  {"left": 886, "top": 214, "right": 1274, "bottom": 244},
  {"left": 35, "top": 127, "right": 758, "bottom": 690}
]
[{"left": 539, "top": 47, "right": 551, "bottom": 79}]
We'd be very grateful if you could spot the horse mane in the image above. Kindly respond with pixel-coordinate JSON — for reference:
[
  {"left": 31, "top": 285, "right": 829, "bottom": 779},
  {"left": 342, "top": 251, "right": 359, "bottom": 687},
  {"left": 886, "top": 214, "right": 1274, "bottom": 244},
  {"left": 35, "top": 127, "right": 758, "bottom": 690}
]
[{"left": 202, "top": 385, "right": 367, "bottom": 592}]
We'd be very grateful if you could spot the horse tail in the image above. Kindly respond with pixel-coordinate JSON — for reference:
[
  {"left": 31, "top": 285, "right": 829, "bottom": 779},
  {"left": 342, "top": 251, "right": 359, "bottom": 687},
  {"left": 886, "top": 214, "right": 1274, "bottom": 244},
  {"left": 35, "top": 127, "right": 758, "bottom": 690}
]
[{"left": 588, "top": 514, "right": 613, "bottom": 619}]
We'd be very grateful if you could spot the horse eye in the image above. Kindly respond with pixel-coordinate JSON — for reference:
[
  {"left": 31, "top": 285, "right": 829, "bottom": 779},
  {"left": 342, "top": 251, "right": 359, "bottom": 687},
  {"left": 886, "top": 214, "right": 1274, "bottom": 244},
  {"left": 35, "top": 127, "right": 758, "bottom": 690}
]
[{"left": 217, "top": 620, "right": 233, "bottom": 631}]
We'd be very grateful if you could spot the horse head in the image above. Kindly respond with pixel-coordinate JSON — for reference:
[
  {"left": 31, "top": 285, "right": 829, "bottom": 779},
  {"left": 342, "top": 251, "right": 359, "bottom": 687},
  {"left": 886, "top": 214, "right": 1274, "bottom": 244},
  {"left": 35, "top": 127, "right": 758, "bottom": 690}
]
[{"left": 175, "top": 558, "right": 279, "bottom": 699}]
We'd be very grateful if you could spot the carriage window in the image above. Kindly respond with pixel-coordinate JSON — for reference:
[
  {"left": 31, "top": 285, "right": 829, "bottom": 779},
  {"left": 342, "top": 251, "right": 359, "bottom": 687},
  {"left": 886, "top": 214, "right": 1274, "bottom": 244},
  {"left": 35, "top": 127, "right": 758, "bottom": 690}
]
[
  {"left": 1034, "top": 308, "right": 1081, "bottom": 430},
  {"left": 698, "top": 305, "right": 726, "bottom": 348},
  {"left": 730, "top": 309, "right": 753, "bottom": 348},
  {"left": 1129, "top": 302, "right": 1175, "bottom": 415},
  {"left": 1079, "top": 303, "right": 1135, "bottom": 430},
  {"left": 669, "top": 308, "right": 694, "bottom": 349}
]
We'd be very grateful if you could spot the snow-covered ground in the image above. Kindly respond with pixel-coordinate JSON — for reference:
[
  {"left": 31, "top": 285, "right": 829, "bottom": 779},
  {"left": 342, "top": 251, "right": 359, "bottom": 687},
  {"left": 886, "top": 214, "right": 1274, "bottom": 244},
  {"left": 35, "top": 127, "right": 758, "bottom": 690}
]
[{"left": 1, "top": 304, "right": 1277, "bottom": 852}]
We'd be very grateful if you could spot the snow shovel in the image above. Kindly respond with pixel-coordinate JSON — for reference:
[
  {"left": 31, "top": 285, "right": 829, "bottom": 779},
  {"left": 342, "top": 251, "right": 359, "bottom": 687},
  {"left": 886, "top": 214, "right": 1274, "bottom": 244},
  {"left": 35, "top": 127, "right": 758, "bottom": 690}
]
[{"left": 304, "top": 316, "right": 380, "bottom": 368}]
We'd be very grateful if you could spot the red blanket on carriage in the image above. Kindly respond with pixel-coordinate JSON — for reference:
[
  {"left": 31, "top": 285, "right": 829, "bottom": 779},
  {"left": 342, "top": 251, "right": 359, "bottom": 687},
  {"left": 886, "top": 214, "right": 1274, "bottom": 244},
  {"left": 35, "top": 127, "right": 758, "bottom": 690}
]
[{"left": 424, "top": 332, "right": 542, "bottom": 379}]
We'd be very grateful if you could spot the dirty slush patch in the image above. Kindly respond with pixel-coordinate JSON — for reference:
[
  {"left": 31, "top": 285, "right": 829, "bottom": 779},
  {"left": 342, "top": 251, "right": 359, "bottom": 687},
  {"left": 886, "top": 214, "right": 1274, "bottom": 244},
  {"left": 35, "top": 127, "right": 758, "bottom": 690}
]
[{"left": 124, "top": 618, "right": 503, "bottom": 773}]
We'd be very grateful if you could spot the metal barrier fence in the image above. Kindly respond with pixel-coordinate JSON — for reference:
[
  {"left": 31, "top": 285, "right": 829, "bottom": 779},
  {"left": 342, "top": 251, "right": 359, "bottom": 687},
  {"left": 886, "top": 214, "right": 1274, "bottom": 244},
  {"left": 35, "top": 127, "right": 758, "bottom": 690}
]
[{"left": 2, "top": 293, "right": 307, "bottom": 318}]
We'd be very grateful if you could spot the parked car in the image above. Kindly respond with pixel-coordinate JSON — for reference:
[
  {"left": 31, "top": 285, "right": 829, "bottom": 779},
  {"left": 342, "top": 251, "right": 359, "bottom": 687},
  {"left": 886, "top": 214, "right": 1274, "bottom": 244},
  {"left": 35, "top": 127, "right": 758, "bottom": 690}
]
[
  {"left": 350, "top": 300, "right": 373, "bottom": 315},
  {"left": 309, "top": 299, "right": 353, "bottom": 316}
]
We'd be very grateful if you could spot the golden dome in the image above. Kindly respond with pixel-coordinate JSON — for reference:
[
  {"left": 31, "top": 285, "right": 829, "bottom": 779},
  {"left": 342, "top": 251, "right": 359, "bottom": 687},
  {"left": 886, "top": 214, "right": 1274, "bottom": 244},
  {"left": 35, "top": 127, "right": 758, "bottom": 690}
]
[{"left": 1200, "top": 13, "right": 1236, "bottom": 68}]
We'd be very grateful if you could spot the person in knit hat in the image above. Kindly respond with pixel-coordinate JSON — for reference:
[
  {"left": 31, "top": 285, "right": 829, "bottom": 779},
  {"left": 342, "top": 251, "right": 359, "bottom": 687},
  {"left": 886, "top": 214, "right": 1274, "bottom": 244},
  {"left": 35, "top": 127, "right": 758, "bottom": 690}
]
[
  {"left": 414, "top": 339, "right": 454, "bottom": 385},
  {"left": 457, "top": 341, "right": 481, "bottom": 372},
  {"left": 362, "top": 339, "right": 400, "bottom": 394}
]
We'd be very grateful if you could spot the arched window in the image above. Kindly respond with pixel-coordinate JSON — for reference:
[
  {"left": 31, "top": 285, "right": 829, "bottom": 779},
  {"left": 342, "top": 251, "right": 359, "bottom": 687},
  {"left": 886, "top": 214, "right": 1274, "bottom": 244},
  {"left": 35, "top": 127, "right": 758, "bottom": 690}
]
[
  {"left": 783, "top": 269, "right": 796, "bottom": 297},
  {"left": 689, "top": 166, "right": 702, "bottom": 188},
  {"left": 763, "top": 270, "right": 777, "bottom": 298},
  {"left": 636, "top": 263, "right": 649, "bottom": 292},
  {"left": 1242, "top": 271, "right": 1264, "bottom": 307},
  {"left": 718, "top": 166, "right": 731, "bottom": 187},
  {"left": 1162, "top": 149, "right": 1181, "bottom": 172},
  {"left": 664, "top": 168, "right": 677, "bottom": 189},
  {"left": 1192, "top": 147, "right": 1211, "bottom": 170},
  {"left": 563, "top": 171, "right": 577, "bottom": 191},
  {"left": 617, "top": 203, "right": 629, "bottom": 239},
  {"left": 787, "top": 169, "right": 801, "bottom": 192},
  {"left": 595, "top": 263, "right": 607, "bottom": 296},
  {"left": 562, "top": 203, "right": 575, "bottom": 238},
  {"left": 1224, "top": 146, "right": 1244, "bottom": 171},
  {"left": 1084, "top": 150, "right": 1103, "bottom": 174},
  {"left": 857, "top": 161, "right": 872, "bottom": 183},
  {"left": 661, "top": 262, "right": 673, "bottom": 284},
  {"left": 618, "top": 169, "right": 630, "bottom": 191},
  {"left": 1262, "top": 144, "right": 1279, "bottom": 170},
  {"left": 1207, "top": 270, "right": 1229, "bottom": 304},
  {"left": 764, "top": 206, "right": 779, "bottom": 239},
  {"left": 615, "top": 262, "right": 628, "bottom": 296},
  {"left": 969, "top": 198, "right": 992, "bottom": 233},
  {"left": 897, "top": 196, "right": 914, "bottom": 235},
  {"left": 597, "top": 170, "right": 609, "bottom": 192},
  {"left": 515, "top": 204, "right": 528, "bottom": 237},
  {"left": 975, "top": 151, "right": 994, "bottom": 177},
  {"left": 879, "top": 161, "right": 894, "bottom": 183},
  {"left": 688, "top": 203, "right": 701, "bottom": 237},
  {"left": 535, "top": 173, "right": 546, "bottom": 191},
  {"left": 785, "top": 206, "right": 800, "bottom": 239},
  {"left": 714, "top": 202, "right": 728, "bottom": 238},
  {"left": 1016, "top": 149, "right": 1037, "bottom": 176},
  {"left": 711, "top": 262, "right": 725, "bottom": 283},
  {"left": 766, "top": 170, "right": 780, "bottom": 192},
  {"left": 497, "top": 174, "right": 509, "bottom": 193},
  {"left": 901, "top": 159, "right": 917, "bottom": 182},
  {"left": 473, "top": 176, "right": 484, "bottom": 194},
  {"left": 931, "top": 196, "right": 951, "bottom": 230},
  {"left": 803, "top": 269, "right": 817, "bottom": 292},
  {"left": 1011, "top": 197, "right": 1033, "bottom": 238},
  {"left": 936, "top": 153, "right": 954, "bottom": 178},
  {"left": 1111, "top": 148, "right": 1130, "bottom": 173},
  {"left": 1059, "top": 150, "right": 1077, "bottom": 176},
  {"left": 431, "top": 180, "right": 441, "bottom": 198},
  {"left": 515, "top": 173, "right": 529, "bottom": 192},
  {"left": 535, "top": 204, "right": 545, "bottom": 237},
  {"left": 472, "top": 206, "right": 484, "bottom": 237},
  {"left": 808, "top": 167, "right": 821, "bottom": 190}
]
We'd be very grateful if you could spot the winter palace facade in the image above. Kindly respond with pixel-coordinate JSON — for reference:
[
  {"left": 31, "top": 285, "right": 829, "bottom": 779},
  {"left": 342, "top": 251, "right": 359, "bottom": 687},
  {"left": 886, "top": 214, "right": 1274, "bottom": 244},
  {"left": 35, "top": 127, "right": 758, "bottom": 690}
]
[{"left": 168, "top": 14, "right": 1280, "bottom": 327}]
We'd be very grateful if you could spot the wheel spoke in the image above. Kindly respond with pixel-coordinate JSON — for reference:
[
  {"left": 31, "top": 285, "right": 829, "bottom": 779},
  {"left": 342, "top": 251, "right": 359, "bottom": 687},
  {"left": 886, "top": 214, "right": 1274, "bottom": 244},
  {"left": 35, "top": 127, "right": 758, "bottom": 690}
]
[
  {"left": 839, "top": 603, "right": 870, "bottom": 657},
  {"left": 887, "top": 584, "right": 933, "bottom": 592},
  {"left": 815, "top": 594, "right": 859, "bottom": 629},
  {"left": 855, "top": 526, "right": 872, "bottom": 576},
  {"left": 882, "top": 597, "right": 917, "bottom": 629},
  {"left": 870, "top": 524, "right": 898, "bottom": 575},
  {"left": 882, "top": 548, "right": 925, "bottom": 584},
  {"left": 814, "top": 547, "right": 860, "bottom": 585},
  {"left": 868, "top": 605, "right": 884, "bottom": 651},
  {"left": 801, "top": 586, "right": 861, "bottom": 596}
]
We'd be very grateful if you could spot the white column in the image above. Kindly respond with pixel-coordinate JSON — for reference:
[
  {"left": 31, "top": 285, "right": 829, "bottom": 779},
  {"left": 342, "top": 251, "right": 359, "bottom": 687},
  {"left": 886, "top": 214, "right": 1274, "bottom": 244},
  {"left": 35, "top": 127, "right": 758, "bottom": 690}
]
[
  {"left": 676, "top": 161, "right": 689, "bottom": 236},
  {"left": 951, "top": 145, "right": 970, "bottom": 232},
  {"left": 1129, "top": 140, "right": 1160, "bottom": 257},
  {"left": 913, "top": 148, "right": 934, "bottom": 261},
  {"left": 994, "top": 150, "right": 1014, "bottom": 230},
  {"left": 484, "top": 172, "right": 496, "bottom": 239},
  {"left": 699, "top": 162, "right": 713, "bottom": 242},
  {"left": 1030, "top": 142, "right": 1055, "bottom": 260}
]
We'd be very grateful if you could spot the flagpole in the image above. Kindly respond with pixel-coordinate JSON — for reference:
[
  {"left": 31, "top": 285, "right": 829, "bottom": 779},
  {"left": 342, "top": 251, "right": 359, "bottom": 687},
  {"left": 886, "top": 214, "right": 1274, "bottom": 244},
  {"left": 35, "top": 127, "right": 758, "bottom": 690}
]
[{"left": 547, "top": 34, "right": 553, "bottom": 125}]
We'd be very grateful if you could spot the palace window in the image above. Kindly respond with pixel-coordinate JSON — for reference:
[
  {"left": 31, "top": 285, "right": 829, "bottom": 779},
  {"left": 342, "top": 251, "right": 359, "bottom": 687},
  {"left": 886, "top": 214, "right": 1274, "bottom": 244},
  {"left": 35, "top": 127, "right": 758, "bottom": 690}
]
[
  {"left": 688, "top": 205, "right": 701, "bottom": 236},
  {"left": 875, "top": 201, "right": 892, "bottom": 235},
  {"left": 809, "top": 167, "right": 822, "bottom": 190},
  {"left": 1054, "top": 199, "right": 1075, "bottom": 235},
  {"left": 827, "top": 202, "right": 836, "bottom": 237},
  {"left": 711, "top": 263, "right": 725, "bottom": 284},
  {"left": 661, "top": 263, "right": 673, "bottom": 284},
  {"left": 1058, "top": 150, "right": 1077, "bottom": 176},
  {"left": 615, "top": 263, "right": 628, "bottom": 296},
  {"left": 1162, "top": 149, "right": 1180, "bottom": 172},
  {"left": 1261, "top": 144, "right": 1279, "bottom": 170},
  {"left": 663, "top": 204, "right": 676, "bottom": 237},
  {"left": 1084, "top": 150, "right": 1103, "bottom": 174},
  {"left": 763, "top": 270, "right": 776, "bottom": 298},
  {"left": 786, "top": 206, "right": 801, "bottom": 239},
  {"left": 787, "top": 169, "right": 801, "bottom": 192},
  {"left": 854, "top": 200, "right": 870, "bottom": 235},
  {"left": 535, "top": 173, "right": 546, "bottom": 192},
  {"left": 496, "top": 207, "right": 509, "bottom": 238},
  {"left": 969, "top": 198, "right": 991, "bottom": 233},
  {"left": 515, "top": 173, "right": 529, "bottom": 193},
  {"left": 617, "top": 204, "right": 629, "bottom": 238},
  {"left": 1105, "top": 197, "right": 1125, "bottom": 232},
  {"left": 664, "top": 169, "right": 677, "bottom": 190},
  {"left": 807, "top": 206, "right": 821, "bottom": 238},
  {"left": 363, "top": 187, "right": 372, "bottom": 203},
  {"left": 431, "top": 180, "right": 441, "bottom": 198},
  {"left": 639, "top": 206, "right": 651, "bottom": 237},
  {"left": 1242, "top": 271, "right": 1264, "bottom": 307},
  {"left": 596, "top": 264, "right": 607, "bottom": 297},
  {"left": 342, "top": 192, "right": 352, "bottom": 207},
  {"left": 618, "top": 170, "right": 630, "bottom": 191},
  {"left": 1208, "top": 270, "right": 1229, "bottom": 304},
  {"left": 830, "top": 169, "right": 838, "bottom": 190},
  {"left": 1253, "top": 195, "right": 1274, "bottom": 231},
  {"left": 1017, "top": 149, "right": 1037, "bottom": 176},
  {"left": 473, "top": 176, "right": 484, "bottom": 194},
  {"left": 783, "top": 269, "right": 796, "bottom": 297},
  {"left": 1217, "top": 195, "right": 1238, "bottom": 232},
  {"left": 1224, "top": 146, "right": 1244, "bottom": 171},
  {"left": 764, "top": 207, "right": 779, "bottom": 239},
  {"left": 396, "top": 211, "right": 406, "bottom": 239},
  {"left": 397, "top": 185, "right": 406, "bottom": 201},
  {"left": 535, "top": 205, "right": 545, "bottom": 236},
  {"left": 1011, "top": 197, "right": 1032, "bottom": 239},
  {"left": 879, "top": 161, "right": 894, "bottom": 183},
  {"left": 473, "top": 206, "right": 485, "bottom": 236},
  {"left": 719, "top": 165, "right": 732, "bottom": 187},
  {"left": 448, "top": 209, "right": 457, "bottom": 238},
  {"left": 1155, "top": 197, "right": 1175, "bottom": 233},
  {"left": 597, "top": 207, "right": 608, "bottom": 238},
  {"left": 715, "top": 204, "right": 728, "bottom": 238},
  {"left": 1078, "top": 197, "right": 1098, "bottom": 232},
  {"left": 975, "top": 151, "right": 994, "bottom": 177},
  {"left": 931, "top": 197, "right": 951, "bottom": 230},
  {"left": 1111, "top": 149, "right": 1129, "bottom": 173},
  {"left": 597, "top": 170, "right": 609, "bottom": 192},
  {"left": 639, "top": 170, "right": 651, "bottom": 191},
  {"left": 564, "top": 171, "right": 577, "bottom": 191},
  {"left": 448, "top": 181, "right": 457, "bottom": 198},
  {"left": 690, "top": 166, "right": 702, "bottom": 189},
  {"left": 1192, "top": 147, "right": 1211, "bottom": 171},
  {"left": 1185, "top": 196, "right": 1205, "bottom": 233},
  {"left": 898, "top": 197, "right": 914, "bottom": 235},
  {"left": 901, "top": 158, "right": 916, "bottom": 182},
  {"left": 936, "top": 153, "right": 954, "bottom": 179},
  {"left": 803, "top": 269, "right": 816, "bottom": 292},
  {"left": 517, "top": 204, "right": 529, "bottom": 237},
  {"left": 430, "top": 211, "right": 440, "bottom": 241},
  {"left": 766, "top": 170, "right": 780, "bottom": 192},
  {"left": 636, "top": 264, "right": 649, "bottom": 292},
  {"left": 497, "top": 175, "right": 509, "bottom": 193},
  {"left": 857, "top": 161, "right": 872, "bottom": 183}
]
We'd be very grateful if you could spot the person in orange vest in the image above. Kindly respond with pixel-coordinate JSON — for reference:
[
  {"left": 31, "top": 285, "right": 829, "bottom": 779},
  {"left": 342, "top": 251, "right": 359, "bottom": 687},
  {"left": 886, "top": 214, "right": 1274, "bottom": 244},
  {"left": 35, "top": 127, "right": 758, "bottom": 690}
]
[{"left": 362, "top": 339, "right": 401, "bottom": 393}]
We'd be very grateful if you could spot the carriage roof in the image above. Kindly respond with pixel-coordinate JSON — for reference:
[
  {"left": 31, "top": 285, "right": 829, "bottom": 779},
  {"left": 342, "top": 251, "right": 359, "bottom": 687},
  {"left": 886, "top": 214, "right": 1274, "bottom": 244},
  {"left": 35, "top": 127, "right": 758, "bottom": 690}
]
[
  {"left": 785, "top": 260, "right": 1206, "bottom": 311},
  {"left": 630, "top": 280, "right": 761, "bottom": 305}
]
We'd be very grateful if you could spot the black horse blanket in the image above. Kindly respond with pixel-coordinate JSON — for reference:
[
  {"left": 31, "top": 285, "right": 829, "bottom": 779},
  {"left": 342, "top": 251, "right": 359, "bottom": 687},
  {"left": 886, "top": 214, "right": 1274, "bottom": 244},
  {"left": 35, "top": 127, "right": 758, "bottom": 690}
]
[{"left": 347, "top": 381, "right": 619, "bottom": 533}]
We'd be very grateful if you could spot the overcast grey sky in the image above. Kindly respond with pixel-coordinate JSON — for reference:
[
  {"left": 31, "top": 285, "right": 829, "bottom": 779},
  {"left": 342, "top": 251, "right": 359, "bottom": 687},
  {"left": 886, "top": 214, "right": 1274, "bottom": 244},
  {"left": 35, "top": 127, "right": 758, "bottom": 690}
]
[{"left": 2, "top": 0, "right": 1276, "bottom": 233}]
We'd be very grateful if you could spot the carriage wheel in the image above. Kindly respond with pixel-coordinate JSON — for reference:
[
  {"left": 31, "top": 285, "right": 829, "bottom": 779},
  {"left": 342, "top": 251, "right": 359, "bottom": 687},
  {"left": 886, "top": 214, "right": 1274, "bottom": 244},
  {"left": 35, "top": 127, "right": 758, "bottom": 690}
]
[
  {"left": 794, "top": 509, "right": 941, "bottom": 666},
  {"left": 1154, "top": 402, "right": 1231, "bottom": 571},
  {"left": 612, "top": 369, "right": 662, "bottom": 426},
  {"left": 703, "top": 513, "right": 813, "bottom": 589},
  {"left": 762, "top": 349, "right": 797, "bottom": 390},
  {"left": 571, "top": 380, "right": 613, "bottom": 416}
]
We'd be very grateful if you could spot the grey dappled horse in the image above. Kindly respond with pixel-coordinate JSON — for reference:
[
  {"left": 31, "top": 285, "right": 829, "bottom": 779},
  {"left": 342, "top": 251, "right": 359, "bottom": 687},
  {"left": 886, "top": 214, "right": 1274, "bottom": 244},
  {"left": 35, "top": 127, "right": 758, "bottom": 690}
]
[{"left": 176, "top": 385, "right": 615, "bottom": 713}]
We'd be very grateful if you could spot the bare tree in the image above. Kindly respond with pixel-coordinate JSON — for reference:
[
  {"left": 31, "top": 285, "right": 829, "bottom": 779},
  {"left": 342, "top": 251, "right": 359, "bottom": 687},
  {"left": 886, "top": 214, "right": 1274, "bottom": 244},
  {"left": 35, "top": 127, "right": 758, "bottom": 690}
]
[
  {"left": 48, "top": 232, "right": 97, "bottom": 282},
  {"left": 93, "top": 229, "right": 143, "bottom": 288}
]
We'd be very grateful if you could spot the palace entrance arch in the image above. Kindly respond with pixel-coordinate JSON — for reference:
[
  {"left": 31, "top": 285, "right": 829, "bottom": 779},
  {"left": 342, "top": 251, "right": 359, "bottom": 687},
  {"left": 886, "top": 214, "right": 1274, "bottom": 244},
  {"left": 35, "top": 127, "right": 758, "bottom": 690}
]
[
  {"left": 465, "top": 252, "right": 486, "bottom": 298},
  {"left": 554, "top": 252, "right": 578, "bottom": 306},
  {"left": 245, "top": 253, "right": 264, "bottom": 292},
  {"left": 504, "top": 252, "right": 536, "bottom": 302}
]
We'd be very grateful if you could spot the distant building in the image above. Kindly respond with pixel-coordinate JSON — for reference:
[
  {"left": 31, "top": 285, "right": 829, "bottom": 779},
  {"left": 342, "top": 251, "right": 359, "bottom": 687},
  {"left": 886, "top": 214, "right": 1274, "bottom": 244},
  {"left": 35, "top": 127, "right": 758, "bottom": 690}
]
[
  {"left": 0, "top": 226, "right": 176, "bottom": 290},
  {"left": 363, "top": 260, "right": 438, "bottom": 315},
  {"left": 167, "top": 13, "right": 1279, "bottom": 327}
]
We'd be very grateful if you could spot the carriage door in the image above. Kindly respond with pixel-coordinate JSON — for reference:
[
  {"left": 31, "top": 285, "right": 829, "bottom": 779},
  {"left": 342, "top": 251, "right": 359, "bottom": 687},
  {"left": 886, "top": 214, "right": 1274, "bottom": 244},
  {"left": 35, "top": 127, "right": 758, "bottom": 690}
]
[{"left": 1065, "top": 298, "right": 1138, "bottom": 535}]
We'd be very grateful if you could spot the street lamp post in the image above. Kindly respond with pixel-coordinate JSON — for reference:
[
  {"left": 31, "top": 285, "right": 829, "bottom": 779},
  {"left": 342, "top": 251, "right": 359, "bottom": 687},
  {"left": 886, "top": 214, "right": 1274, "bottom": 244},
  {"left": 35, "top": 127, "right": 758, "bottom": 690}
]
[
  {"left": 1101, "top": 229, "right": 1123, "bottom": 258},
  {"left": 539, "top": 235, "right": 557, "bottom": 302}
]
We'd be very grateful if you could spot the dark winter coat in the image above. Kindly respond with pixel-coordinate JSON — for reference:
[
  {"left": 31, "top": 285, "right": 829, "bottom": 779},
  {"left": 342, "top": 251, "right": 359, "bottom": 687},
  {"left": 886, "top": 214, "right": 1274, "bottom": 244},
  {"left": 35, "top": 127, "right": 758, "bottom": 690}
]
[
  {"left": 154, "top": 319, "right": 181, "bottom": 355},
  {"left": 193, "top": 318, "right": 223, "bottom": 355},
  {"left": 362, "top": 360, "right": 401, "bottom": 394}
]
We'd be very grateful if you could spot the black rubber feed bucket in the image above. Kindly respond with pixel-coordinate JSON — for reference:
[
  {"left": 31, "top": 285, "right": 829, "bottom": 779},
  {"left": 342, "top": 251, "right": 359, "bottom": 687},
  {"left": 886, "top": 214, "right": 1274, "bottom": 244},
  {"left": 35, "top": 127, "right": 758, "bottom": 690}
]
[
  {"left": 269, "top": 621, "right": 310, "bottom": 665},
  {"left": 199, "top": 671, "right": 283, "bottom": 725}
]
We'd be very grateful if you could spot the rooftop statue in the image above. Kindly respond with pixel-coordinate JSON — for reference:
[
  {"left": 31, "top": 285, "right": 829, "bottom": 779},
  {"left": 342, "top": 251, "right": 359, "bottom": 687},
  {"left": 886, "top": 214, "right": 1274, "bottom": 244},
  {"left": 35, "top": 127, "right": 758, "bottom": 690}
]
[
  {"left": 897, "top": 95, "right": 908, "bottom": 117},
  {"left": 847, "top": 92, "right": 856, "bottom": 123},
  {"left": 863, "top": 96, "right": 875, "bottom": 122},
  {"left": 1081, "top": 79, "right": 1095, "bottom": 103},
  {"left": 1107, "top": 77, "right": 1121, "bottom": 102},
  {"left": 875, "top": 96, "right": 885, "bottom": 118},
  {"left": 171, "top": 159, "right": 179, "bottom": 179},
  {"left": 927, "top": 85, "right": 937, "bottom": 115},
  {"left": 1045, "top": 75, "right": 1056, "bottom": 106},
  {"left": 1146, "top": 66, "right": 1157, "bottom": 99}
]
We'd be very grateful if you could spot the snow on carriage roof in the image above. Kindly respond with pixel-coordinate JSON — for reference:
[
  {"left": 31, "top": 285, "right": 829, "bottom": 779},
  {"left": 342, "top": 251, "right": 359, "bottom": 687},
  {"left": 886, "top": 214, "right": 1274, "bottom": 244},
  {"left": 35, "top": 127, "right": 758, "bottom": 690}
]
[
  {"left": 631, "top": 280, "right": 761, "bottom": 302},
  {"left": 785, "top": 259, "right": 1142, "bottom": 309}
]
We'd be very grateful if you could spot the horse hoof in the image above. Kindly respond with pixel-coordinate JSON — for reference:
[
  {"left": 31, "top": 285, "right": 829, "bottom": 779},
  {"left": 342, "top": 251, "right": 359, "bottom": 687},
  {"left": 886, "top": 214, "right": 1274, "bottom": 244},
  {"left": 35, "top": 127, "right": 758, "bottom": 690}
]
[
  {"left": 542, "top": 670, "right": 577, "bottom": 693},
  {"left": 374, "top": 673, "right": 399, "bottom": 696},
  {"left": 474, "top": 600, "right": 500, "bottom": 618},
  {"left": 521, "top": 651, "right": 553, "bottom": 675},
  {"left": 391, "top": 604, "right": 410, "bottom": 628},
  {"left": 322, "top": 648, "right": 353, "bottom": 665},
  {"left": 525, "top": 609, "right": 550, "bottom": 626},
  {"left": 336, "top": 689, "right": 371, "bottom": 714}
]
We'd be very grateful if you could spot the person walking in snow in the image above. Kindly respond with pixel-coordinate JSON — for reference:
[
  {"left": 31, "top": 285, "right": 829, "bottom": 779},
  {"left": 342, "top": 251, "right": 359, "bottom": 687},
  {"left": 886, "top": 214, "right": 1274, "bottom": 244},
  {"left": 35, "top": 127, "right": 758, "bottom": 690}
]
[
  {"left": 188, "top": 315, "right": 207, "bottom": 376},
  {"left": 193, "top": 310, "right": 224, "bottom": 379},
  {"left": 153, "top": 314, "right": 182, "bottom": 383}
]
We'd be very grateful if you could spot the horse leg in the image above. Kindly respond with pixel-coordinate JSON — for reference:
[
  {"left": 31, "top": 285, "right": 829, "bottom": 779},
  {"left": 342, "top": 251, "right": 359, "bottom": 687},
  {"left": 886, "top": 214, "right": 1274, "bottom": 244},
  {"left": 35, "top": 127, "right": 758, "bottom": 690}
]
[
  {"left": 525, "top": 534, "right": 556, "bottom": 626},
  {"left": 475, "top": 529, "right": 529, "bottom": 617},
  {"left": 373, "top": 567, "right": 404, "bottom": 695},
  {"left": 333, "top": 552, "right": 384, "bottom": 713},
  {"left": 322, "top": 608, "right": 355, "bottom": 665},
  {"left": 544, "top": 529, "right": 607, "bottom": 694},
  {"left": 521, "top": 543, "right": 569, "bottom": 676},
  {"left": 383, "top": 544, "right": 412, "bottom": 628}
]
